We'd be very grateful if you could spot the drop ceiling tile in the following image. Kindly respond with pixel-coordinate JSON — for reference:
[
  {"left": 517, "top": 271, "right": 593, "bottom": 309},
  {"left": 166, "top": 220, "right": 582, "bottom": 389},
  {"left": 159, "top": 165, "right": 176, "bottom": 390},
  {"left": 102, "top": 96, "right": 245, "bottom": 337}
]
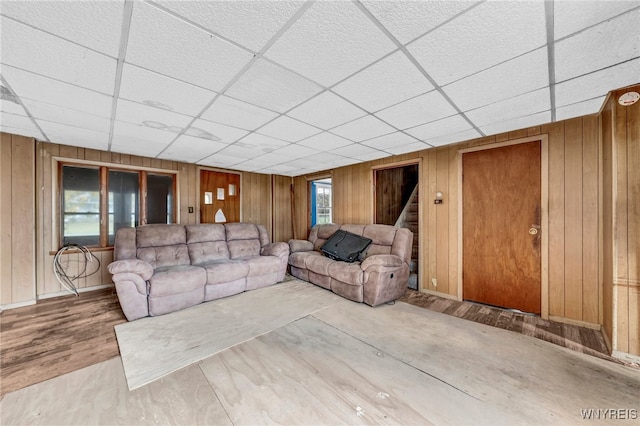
[
  {"left": 0, "top": 1, "right": 124, "bottom": 56},
  {"left": 189, "top": 119, "right": 249, "bottom": 145},
  {"left": 465, "top": 88, "right": 550, "bottom": 127},
  {"left": 555, "top": 97, "right": 606, "bottom": 122},
  {"left": 423, "top": 128, "right": 481, "bottom": 147},
  {"left": 198, "top": 152, "right": 245, "bottom": 169},
  {"left": 111, "top": 121, "right": 177, "bottom": 157},
  {"left": 1, "top": 112, "right": 41, "bottom": 136},
  {"left": 257, "top": 163, "right": 300, "bottom": 174},
  {"left": 264, "top": 1, "right": 397, "bottom": 87},
  {"left": 226, "top": 59, "right": 322, "bottom": 113},
  {"left": 201, "top": 95, "right": 279, "bottom": 131},
  {"left": 157, "top": 135, "right": 227, "bottom": 163},
  {"left": 214, "top": 143, "right": 264, "bottom": 161},
  {"left": 554, "top": 1, "right": 640, "bottom": 40},
  {"left": 234, "top": 133, "right": 290, "bottom": 153},
  {"left": 556, "top": 59, "right": 640, "bottom": 110},
  {"left": 115, "top": 99, "right": 192, "bottom": 129},
  {"left": 119, "top": 64, "right": 216, "bottom": 116},
  {"left": 310, "top": 152, "right": 353, "bottom": 167},
  {"left": 555, "top": 9, "right": 640, "bottom": 82},
  {"left": 480, "top": 111, "right": 551, "bottom": 137},
  {"left": 23, "top": 99, "right": 111, "bottom": 134},
  {"left": 155, "top": 1, "right": 305, "bottom": 52},
  {"left": 332, "top": 51, "right": 434, "bottom": 113},
  {"left": 37, "top": 121, "right": 109, "bottom": 150},
  {"left": 297, "top": 132, "right": 354, "bottom": 151},
  {"left": 331, "top": 115, "right": 396, "bottom": 142},
  {"left": 385, "top": 141, "right": 431, "bottom": 155},
  {"left": 269, "top": 143, "right": 320, "bottom": 160},
  {"left": 288, "top": 91, "right": 367, "bottom": 129},
  {"left": 0, "top": 124, "right": 44, "bottom": 140},
  {"left": 280, "top": 157, "right": 321, "bottom": 169},
  {"left": 360, "top": 132, "right": 419, "bottom": 150},
  {"left": 1, "top": 66, "right": 113, "bottom": 118},
  {"left": 233, "top": 156, "right": 283, "bottom": 172},
  {"left": 374, "top": 91, "right": 457, "bottom": 130},
  {"left": 444, "top": 48, "right": 549, "bottom": 112},
  {"left": 408, "top": 1, "right": 546, "bottom": 85},
  {"left": 0, "top": 94, "right": 26, "bottom": 115},
  {"left": 126, "top": 1, "right": 253, "bottom": 91},
  {"left": 361, "top": 0, "right": 480, "bottom": 45},
  {"left": 1, "top": 17, "right": 116, "bottom": 94},
  {"left": 405, "top": 114, "right": 473, "bottom": 141},
  {"left": 256, "top": 115, "right": 321, "bottom": 143},
  {"left": 332, "top": 143, "right": 389, "bottom": 162}
]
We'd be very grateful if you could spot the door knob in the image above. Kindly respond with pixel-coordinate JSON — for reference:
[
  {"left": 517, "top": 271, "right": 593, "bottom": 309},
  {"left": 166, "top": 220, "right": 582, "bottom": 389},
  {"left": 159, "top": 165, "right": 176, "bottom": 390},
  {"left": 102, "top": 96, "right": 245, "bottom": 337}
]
[{"left": 529, "top": 224, "right": 541, "bottom": 235}]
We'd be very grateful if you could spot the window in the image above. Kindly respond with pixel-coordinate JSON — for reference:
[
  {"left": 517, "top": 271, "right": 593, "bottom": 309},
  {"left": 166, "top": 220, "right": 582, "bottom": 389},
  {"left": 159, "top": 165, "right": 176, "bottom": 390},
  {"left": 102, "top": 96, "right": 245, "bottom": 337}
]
[
  {"left": 60, "top": 164, "right": 176, "bottom": 247},
  {"left": 310, "top": 178, "right": 332, "bottom": 227}
]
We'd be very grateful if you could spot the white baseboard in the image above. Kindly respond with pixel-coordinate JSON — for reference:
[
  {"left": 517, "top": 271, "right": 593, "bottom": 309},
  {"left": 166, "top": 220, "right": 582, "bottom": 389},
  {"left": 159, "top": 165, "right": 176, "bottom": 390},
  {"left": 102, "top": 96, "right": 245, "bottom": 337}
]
[
  {"left": 37, "top": 284, "right": 115, "bottom": 300},
  {"left": 612, "top": 350, "right": 640, "bottom": 365},
  {"left": 0, "top": 299, "right": 37, "bottom": 312}
]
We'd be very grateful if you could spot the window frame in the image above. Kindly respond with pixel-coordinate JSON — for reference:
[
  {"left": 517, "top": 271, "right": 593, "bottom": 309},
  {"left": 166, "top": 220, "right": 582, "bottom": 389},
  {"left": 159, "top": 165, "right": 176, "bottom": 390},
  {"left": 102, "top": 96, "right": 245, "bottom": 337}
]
[{"left": 55, "top": 158, "right": 178, "bottom": 249}]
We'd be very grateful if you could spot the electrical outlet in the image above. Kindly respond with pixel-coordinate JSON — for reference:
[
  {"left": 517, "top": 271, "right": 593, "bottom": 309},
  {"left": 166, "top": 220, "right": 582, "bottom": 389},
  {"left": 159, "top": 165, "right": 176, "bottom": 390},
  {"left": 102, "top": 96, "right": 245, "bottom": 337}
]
[{"left": 431, "top": 278, "right": 437, "bottom": 287}]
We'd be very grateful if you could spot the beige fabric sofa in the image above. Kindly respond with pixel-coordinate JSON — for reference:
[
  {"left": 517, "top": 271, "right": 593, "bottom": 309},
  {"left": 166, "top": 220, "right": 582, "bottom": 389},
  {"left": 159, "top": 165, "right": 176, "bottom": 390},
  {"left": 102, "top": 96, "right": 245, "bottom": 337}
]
[
  {"left": 108, "top": 223, "right": 289, "bottom": 321},
  {"left": 288, "top": 224, "right": 413, "bottom": 306}
]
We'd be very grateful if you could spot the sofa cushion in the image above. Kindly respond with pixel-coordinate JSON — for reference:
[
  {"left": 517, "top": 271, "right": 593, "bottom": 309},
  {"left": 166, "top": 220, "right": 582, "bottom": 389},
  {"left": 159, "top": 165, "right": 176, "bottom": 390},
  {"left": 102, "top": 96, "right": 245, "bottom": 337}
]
[
  {"left": 138, "top": 244, "right": 190, "bottom": 269},
  {"left": 137, "top": 224, "right": 185, "bottom": 248},
  {"left": 244, "top": 256, "right": 281, "bottom": 276},
  {"left": 228, "top": 239, "right": 261, "bottom": 259},
  {"left": 202, "top": 259, "right": 249, "bottom": 285},
  {"left": 225, "top": 222, "right": 260, "bottom": 241},
  {"left": 185, "top": 224, "right": 226, "bottom": 243},
  {"left": 289, "top": 251, "right": 321, "bottom": 269},
  {"left": 148, "top": 265, "right": 206, "bottom": 297},
  {"left": 306, "top": 255, "right": 335, "bottom": 275},
  {"left": 363, "top": 224, "right": 397, "bottom": 246},
  {"left": 328, "top": 262, "right": 364, "bottom": 285},
  {"left": 189, "top": 241, "right": 230, "bottom": 265}
]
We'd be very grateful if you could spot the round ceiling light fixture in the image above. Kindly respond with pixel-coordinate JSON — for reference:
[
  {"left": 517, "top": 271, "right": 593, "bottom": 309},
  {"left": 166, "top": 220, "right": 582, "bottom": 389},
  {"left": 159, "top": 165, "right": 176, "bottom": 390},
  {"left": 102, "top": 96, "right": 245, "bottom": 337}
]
[{"left": 618, "top": 91, "right": 640, "bottom": 106}]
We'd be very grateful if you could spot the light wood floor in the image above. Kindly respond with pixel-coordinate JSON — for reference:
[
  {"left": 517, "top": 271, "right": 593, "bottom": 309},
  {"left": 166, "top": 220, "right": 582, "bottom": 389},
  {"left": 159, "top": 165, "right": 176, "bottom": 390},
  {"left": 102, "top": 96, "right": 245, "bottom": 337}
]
[
  {"left": 0, "top": 283, "right": 628, "bottom": 399},
  {"left": 2, "top": 285, "right": 639, "bottom": 425}
]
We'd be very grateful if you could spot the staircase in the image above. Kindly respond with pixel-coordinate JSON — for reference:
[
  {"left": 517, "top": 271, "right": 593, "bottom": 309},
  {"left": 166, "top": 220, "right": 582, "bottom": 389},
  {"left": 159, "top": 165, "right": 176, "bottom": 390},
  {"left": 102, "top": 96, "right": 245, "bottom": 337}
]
[{"left": 395, "top": 185, "right": 419, "bottom": 289}]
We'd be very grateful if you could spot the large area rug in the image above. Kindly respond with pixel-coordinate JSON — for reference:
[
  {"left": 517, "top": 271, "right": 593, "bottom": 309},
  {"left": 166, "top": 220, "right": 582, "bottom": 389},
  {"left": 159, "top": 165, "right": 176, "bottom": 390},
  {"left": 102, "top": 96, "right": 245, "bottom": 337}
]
[{"left": 114, "top": 279, "right": 345, "bottom": 390}]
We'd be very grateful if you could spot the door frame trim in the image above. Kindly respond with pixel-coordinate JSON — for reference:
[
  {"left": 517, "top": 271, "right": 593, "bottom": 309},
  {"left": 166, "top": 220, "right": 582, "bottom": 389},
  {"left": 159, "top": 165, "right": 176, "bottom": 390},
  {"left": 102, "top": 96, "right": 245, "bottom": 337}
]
[{"left": 457, "top": 135, "right": 549, "bottom": 319}]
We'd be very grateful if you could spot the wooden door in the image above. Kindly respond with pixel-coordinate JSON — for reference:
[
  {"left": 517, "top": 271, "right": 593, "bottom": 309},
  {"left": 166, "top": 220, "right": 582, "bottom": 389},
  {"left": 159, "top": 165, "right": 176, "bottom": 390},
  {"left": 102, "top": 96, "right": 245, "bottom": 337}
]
[
  {"left": 462, "top": 141, "right": 541, "bottom": 314},
  {"left": 200, "top": 170, "right": 240, "bottom": 224}
]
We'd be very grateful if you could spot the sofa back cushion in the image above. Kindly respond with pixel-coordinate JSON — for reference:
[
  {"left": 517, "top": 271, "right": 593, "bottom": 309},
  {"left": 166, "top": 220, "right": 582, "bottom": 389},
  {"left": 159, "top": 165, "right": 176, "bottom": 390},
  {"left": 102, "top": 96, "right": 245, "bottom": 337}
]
[
  {"left": 136, "top": 224, "right": 190, "bottom": 268},
  {"left": 310, "top": 223, "right": 341, "bottom": 251},
  {"left": 225, "top": 222, "right": 261, "bottom": 259},
  {"left": 185, "top": 224, "right": 230, "bottom": 264}
]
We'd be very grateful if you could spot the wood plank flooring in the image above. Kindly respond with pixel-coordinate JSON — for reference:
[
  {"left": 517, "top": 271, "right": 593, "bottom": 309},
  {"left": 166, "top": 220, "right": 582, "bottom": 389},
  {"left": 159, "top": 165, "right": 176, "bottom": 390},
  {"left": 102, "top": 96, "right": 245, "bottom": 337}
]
[{"left": 0, "top": 283, "right": 628, "bottom": 400}]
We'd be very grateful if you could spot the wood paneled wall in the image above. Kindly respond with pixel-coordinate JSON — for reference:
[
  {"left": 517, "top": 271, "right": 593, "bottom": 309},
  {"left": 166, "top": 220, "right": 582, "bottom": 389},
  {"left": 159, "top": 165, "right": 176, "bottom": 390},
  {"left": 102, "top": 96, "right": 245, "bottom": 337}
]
[{"left": 0, "top": 133, "right": 36, "bottom": 306}]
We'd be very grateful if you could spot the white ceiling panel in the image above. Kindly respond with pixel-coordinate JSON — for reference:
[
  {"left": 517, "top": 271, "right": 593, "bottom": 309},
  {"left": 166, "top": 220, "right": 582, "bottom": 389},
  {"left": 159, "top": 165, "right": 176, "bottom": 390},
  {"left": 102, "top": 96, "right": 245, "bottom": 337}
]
[
  {"left": 360, "top": 131, "right": 419, "bottom": 150},
  {"left": 265, "top": 0, "right": 397, "bottom": 87},
  {"left": 1, "top": 112, "right": 41, "bottom": 135},
  {"left": 225, "top": 59, "right": 322, "bottom": 113},
  {"left": 1, "top": 66, "right": 113, "bottom": 118},
  {"left": 157, "top": 134, "right": 227, "bottom": 163},
  {"left": 256, "top": 115, "right": 321, "bottom": 143},
  {"left": 233, "top": 155, "right": 284, "bottom": 171},
  {"left": 119, "top": 64, "right": 216, "bottom": 116},
  {"left": 405, "top": 114, "right": 473, "bottom": 141},
  {"left": 111, "top": 120, "right": 176, "bottom": 157},
  {"left": 555, "top": 97, "right": 606, "bottom": 122},
  {"left": 287, "top": 91, "right": 367, "bottom": 129},
  {"left": 423, "top": 128, "right": 481, "bottom": 147},
  {"left": 38, "top": 121, "right": 109, "bottom": 150},
  {"left": 385, "top": 141, "right": 431, "bottom": 155},
  {"left": 188, "top": 119, "right": 248, "bottom": 145},
  {"left": 332, "top": 143, "right": 388, "bottom": 162},
  {"left": 332, "top": 51, "right": 434, "bottom": 113},
  {"left": 214, "top": 143, "right": 267, "bottom": 161},
  {"left": 155, "top": 0, "right": 305, "bottom": 52},
  {"left": 0, "top": 0, "right": 124, "bottom": 57},
  {"left": 555, "top": 9, "right": 640, "bottom": 83},
  {"left": 126, "top": 1, "right": 253, "bottom": 91},
  {"left": 269, "top": 143, "right": 320, "bottom": 160},
  {"left": 297, "top": 132, "right": 354, "bottom": 151},
  {"left": 234, "top": 133, "right": 290, "bottom": 153},
  {"left": 331, "top": 115, "right": 396, "bottom": 142},
  {"left": 0, "top": 95, "right": 26, "bottom": 115},
  {"left": 375, "top": 91, "right": 457, "bottom": 130},
  {"left": 465, "top": 88, "right": 550, "bottom": 128},
  {"left": 198, "top": 152, "right": 246, "bottom": 168},
  {"left": 23, "top": 99, "right": 111, "bottom": 134},
  {"left": 1, "top": 18, "right": 116, "bottom": 94},
  {"left": 0, "top": 124, "right": 44, "bottom": 140},
  {"left": 200, "top": 95, "right": 279, "bottom": 131},
  {"left": 555, "top": 59, "right": 640, "bottom": 108},
  {"left": 554, "top": 1, "right": 640, "bottom": 40},
  {"left": 480, "top": 111, "right": 551, "bottom": 137},
  {"left": 115, "top": 99, "right": 192, "bottom": 129},
  {"left": 361, "top": 0, "right": 480, "bottom": 45},
  {"left": 408, "top": 1, "right": 547, "bottom": 85},
  {"left": 444, "top": 48, "right": 549, "bottom": 112},
  {"left": 309, "top": 152, "right": 353, "bottom": 168}
]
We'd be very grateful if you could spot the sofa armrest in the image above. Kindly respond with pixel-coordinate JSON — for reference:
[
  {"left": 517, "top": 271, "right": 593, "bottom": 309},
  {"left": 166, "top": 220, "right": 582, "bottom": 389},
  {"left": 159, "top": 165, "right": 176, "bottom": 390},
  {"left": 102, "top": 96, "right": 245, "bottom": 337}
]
[
  {"left": 107, "top": 259, "right": 154, "bottom": 281},
  {"left": 361, "top": 254, "right": 403, "bottom": 271},
  {"left": 288, "top": 239, "right": 314, "bottom": 253},
  {"left": 261, "top": 241, "right": 290, "bottom": 258}
]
